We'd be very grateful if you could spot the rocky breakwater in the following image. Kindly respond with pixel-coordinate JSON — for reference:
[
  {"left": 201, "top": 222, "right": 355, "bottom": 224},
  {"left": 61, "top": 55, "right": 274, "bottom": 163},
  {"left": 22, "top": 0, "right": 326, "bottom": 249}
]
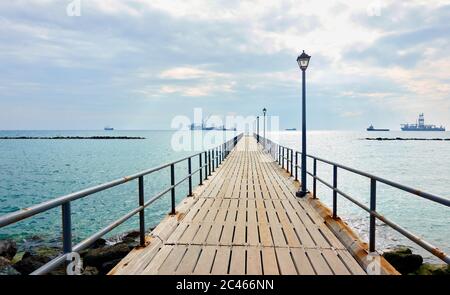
[
  {"left": 383, "top": 246, "right": 449, "bottom": 275},
  {"left": 0, "top": 231, "right": 142, "bottom": 275}
]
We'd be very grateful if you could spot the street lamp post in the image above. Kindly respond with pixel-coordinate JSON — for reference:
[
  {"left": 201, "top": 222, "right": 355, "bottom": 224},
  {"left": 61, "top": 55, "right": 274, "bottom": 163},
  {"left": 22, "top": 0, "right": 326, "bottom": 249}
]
[
  {"left": 263, "top": 108, "right": 267, "bottom": 149},
  {"left": 296, "top": 50, "right": 311, "bottom": 198},
  {"left": 256, "top": 116, "right": 260, "bottom": 143}
]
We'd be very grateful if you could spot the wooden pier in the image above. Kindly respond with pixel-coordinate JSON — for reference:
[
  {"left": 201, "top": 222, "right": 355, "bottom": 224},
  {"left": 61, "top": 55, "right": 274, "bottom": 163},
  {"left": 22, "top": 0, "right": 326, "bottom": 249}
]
[{"left": 110, "top": 136, "right": 367, "bottom": 275}]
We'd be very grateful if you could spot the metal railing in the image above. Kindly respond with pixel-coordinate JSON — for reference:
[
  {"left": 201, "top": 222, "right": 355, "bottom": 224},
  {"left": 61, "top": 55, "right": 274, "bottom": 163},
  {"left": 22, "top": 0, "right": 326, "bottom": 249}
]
[
  {"left": 0, "top": 133, "right": 243, "bottom": 275},
  {"left": 256, "top": 134, "right": 450, "bottom": 264}
]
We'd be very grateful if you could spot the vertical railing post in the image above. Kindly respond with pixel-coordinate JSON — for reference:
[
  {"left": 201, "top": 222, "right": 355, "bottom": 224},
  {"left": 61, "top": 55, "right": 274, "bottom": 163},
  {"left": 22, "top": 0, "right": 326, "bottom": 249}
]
[
  {"left": 62, "top": 203, "right": 72, "bottom": 255},
  {"left": 282, "top": 147, "right": 285, "bottom": 169},
  {"left": 369, "top": 178, "right": 377, "bottom": 252},
  {"left": 290, "top": 149, "right": 293, "bottom": 177},
  {"left": 208, "top": 150, "right": 212, "bottom": 176},
  {"left": 211, "top": 149, "right": 216, "bottom": 172},
  {"left": 216, "top": 148, "right": 219, "bottom": 168},
  {"left": 188, "top": 157, "right": 192, "bottom": 196},
  {"left": 204, "top": 151, "right": 208, "bottom": 180},
  {"left": 138, "top": 176, "right": 145, "bottom": 246},
  {"left": 332, "top": 165, "right": 337, "bottom": 219},
  {"left": 170, "top": 164, "right": 176, "bottom": 215},
  {"left": 278, "top": 145, "right": 281, "bottom": 164},
  {"left": 313, "top": 158, "right": 317, "bottom": 198},
  {"left": 295, "top": 152, "right": 298, "bottom": 181},
  {"left": 286, "top": 149, "right": 290, "bottom": 174},
  {"left": 199, "top": 153, "right": 203, "bottom": 185}
]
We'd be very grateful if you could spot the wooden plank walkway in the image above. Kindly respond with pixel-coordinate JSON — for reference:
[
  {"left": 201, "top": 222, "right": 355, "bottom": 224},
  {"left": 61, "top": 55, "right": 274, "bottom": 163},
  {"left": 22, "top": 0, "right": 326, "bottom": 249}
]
[{"left": 110, "top": 136, "right": 366, "bottom": 275}]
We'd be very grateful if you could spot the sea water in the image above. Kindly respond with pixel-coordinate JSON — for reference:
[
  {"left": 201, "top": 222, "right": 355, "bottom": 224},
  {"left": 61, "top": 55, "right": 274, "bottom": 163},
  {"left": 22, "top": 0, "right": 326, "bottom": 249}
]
[{"left": 0, "top": 130, "right": 448, "bottom": 262}]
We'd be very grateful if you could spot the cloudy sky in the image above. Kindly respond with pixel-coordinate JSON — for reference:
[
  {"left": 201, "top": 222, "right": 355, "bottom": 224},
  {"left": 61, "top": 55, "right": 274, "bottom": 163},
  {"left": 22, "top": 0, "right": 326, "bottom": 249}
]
[{"left": 0, "top": 0, "right": 449, "bottom": 130}]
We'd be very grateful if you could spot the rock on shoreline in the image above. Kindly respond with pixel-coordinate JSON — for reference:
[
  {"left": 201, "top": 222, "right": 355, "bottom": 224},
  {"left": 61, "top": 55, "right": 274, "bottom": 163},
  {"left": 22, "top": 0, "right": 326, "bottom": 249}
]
[
  {"left": 382, "top": 246, "right": 449, "bottom": 275},
  {"left": 0, "top": 230, "right": 142, "bottom": 275}
]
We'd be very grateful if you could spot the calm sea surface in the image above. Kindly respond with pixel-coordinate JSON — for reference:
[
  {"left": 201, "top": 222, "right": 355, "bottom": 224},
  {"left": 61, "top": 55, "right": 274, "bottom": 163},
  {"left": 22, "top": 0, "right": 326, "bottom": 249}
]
[{"left": 0, "top": 130, "right": 449, "bottom": 262}]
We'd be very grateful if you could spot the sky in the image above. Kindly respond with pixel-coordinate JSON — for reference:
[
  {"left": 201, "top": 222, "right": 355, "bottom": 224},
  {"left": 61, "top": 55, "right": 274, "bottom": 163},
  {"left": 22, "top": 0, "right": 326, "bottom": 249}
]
[{"left": 0, "top": 0, "right": 449, "bottom": 130}]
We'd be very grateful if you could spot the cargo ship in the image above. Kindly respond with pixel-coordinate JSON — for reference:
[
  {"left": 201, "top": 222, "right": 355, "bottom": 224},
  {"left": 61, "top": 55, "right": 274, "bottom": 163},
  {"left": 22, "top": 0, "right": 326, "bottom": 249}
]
[
  {"left": 104, "top": 126, "right": 114, "bottom": 131},
  {"left": 401, "top": 114, "right": 445, "bottom": 131},
  {"left": 367, "top": 125, "right": 389, "bottom": 131}
]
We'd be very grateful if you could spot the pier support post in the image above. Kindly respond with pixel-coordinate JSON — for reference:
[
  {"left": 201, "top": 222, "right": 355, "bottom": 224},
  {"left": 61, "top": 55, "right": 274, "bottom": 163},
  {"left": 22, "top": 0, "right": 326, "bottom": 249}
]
[
  {"left": 313, "top": 159, "right": 317, "bottom": 198},
  {"left": 204, "top": 151, "right": 208, "bottom": 180},
  {"left": 290, "top": 149, "right": 294, "bottom": 177},
  {"left": 188, "top": 158, "right": 192, "bottom": 196},
  {"left": 212, "top": 149, "right": 215, "bottom": 173},
  {"left": 62, "top": 203, "right": 72, "bottom": 254},
  {"left": 138, "top": 176, "right": 145, "bottom": 246},
  {"left": 208, "top": 151, "right": 212, "bottom": 176},
  {"left": 199, "top": 154, "right": 203, "bottom": 185},
  {"left": 369, "top": 179, "right": 377, "bottom": 252},
  {"left": 170, "top": 164, "right": 176, "bottom": 215},
  {"left": 332, "top": 165, "right": 337, "bottom": 219},
  {"left": 278, "top": 145, "right": 281, "bottom": 164}
]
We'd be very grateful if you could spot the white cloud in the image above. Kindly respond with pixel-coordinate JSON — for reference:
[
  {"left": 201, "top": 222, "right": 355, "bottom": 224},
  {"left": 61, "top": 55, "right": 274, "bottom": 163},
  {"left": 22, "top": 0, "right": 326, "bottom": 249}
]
[{"left": 159, "top": 67, "right": 230, "bottom": 80}]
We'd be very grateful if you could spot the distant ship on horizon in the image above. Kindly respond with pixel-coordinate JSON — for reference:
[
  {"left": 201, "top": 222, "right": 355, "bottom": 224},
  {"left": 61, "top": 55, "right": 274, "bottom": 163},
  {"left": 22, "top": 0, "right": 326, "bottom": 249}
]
[
  {"left": 367, "top": 125, "right": 390, "bottom": 131},
  {"left": 285, "top": 128, "right": 297, "bottom": 131},
  {"left": 401, "top": 114, "right": 445, "bottom": 131},
  {"left": 104, "top": 126, "right": 114, "bottom": 131},
  {"left": 190, "top": 123, "right": 236, "bottom": 131}
]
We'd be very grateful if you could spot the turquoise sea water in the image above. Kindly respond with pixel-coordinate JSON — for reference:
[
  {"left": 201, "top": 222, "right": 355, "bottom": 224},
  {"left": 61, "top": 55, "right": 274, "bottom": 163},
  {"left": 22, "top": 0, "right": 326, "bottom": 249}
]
[{"left": 0, "top": 130, "right": 449, "bottom": 262}]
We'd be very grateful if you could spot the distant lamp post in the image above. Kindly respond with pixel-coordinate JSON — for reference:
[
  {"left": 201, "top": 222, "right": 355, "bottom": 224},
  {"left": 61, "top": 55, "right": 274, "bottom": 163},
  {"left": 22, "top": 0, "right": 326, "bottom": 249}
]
[
  {"left": 296, "top": 50, "right": 311, "bottom": 198},
  {"left": 263, "top": 108, "right": 267, "bottom": 148},
  {"left": 256, "top": 116, "right": 260, "bottom": 143}
]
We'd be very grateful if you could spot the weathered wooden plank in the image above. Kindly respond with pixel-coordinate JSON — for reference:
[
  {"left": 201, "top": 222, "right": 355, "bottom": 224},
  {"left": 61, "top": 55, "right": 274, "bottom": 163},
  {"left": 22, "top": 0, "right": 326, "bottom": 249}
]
[
  {"left": 261, "top": 247, "right": 279, "bottom": 275},
  {"left": 158, "top": 245, "right": 187, "bottom": 274},
  {"left": 192, "top": 223, "right": 212, "bottom": 244},
  {"left": 175, "top": 246, "right": 202, "bottom": 275},
  {"left": 246, "top": 247, "right": 262, "bottom": 275},
  {"left": 276, "top": 248, "right": 297, "bottom": 275},
  {"left": 141, "top": 245, "right": 174, "bottom": 275},
  {"left": 291, "top": 248, "right": 315, "bottom": 275},
  {"left": 306, "top": 249, "right": 333, "bottom": 275},
  {"left": 193, "top": 247, "right": 216, "bottom": 275},
  {"left": 211, "top": 247, "right": 231, "bottom": 274},
  {"left": 229, "top": 247, "right": 246, "bottom": 275},
  {"left": 321, "top": 249, "right": 351, "bottom": 275}
]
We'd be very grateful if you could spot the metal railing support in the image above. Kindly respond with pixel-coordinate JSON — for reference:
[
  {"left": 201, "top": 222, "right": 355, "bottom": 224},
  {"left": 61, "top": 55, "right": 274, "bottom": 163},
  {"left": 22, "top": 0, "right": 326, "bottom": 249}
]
[
  {"left": 61, "top": 203, "right": 72, "bottom": 254},
  {"left": 290, "top": 149, "right": 294, "bottom": 177},
  {"left": 313, "top": 158, "right": 317, "bottom": 198},
  {"left": 188, "top": 158, "right": 192, "bottom": 196},
  {"left": 208, "top": 150, "right": 212, "bottom": 176},
  {"left": 138, "top": 176, "right": 145, "bottom": 246},
  {"left": 170, "top": 164, "right": 176, "bottom": 215},
  {"left": 199, "top": 153, "right": 203, "bottom": 185},
  {"left": 333, "top": 165, "right": 337, "bottom": 219},
  {"left": 369, "top": 179, "right": 377, "bottom": 252},
  {"left": 204, "top": 151, "right": 208, "bottom": 180},
  {"left": 295, "top": 152, "right": 298, "bottom": 181}
]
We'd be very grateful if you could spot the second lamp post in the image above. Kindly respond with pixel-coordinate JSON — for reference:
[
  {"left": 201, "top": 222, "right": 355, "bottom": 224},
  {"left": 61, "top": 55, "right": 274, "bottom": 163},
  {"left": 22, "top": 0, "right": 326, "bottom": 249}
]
[{"left": 296, "top": 50, "right": 311, "bottom": 198}]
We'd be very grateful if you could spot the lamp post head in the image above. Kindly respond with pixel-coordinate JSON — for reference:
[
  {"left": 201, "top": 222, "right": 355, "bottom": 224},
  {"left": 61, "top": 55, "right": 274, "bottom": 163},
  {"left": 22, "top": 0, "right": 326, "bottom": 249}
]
[
  {"left": 297, "top": 50, "right": 311, "bottom": 71},
  {"left": 263, "top": 108, "right": 267, "bottom": 115}
]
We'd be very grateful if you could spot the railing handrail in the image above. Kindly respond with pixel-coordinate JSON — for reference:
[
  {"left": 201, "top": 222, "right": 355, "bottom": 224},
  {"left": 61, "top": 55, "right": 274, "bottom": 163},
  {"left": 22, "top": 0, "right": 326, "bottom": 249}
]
[
  {"left": 0, "top": 133, "right": 244, "bottom": 275},
  {"left": 255, "top": 133, "right": 450, "bottom": 264}
]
